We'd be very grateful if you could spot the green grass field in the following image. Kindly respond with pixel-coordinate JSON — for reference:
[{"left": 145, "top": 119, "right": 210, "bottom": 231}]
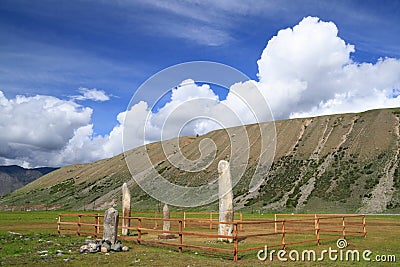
[{"left": 0, "top": 211, "right": 398, "bottom": 266}]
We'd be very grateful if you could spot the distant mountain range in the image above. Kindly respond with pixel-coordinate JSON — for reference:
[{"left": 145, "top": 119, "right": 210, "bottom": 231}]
[
  {"left": 0, "top": 165, "right": 58, "bottom": 196},
  {"left": 1, "top": 108, "right": 399, "bottom": 213}
]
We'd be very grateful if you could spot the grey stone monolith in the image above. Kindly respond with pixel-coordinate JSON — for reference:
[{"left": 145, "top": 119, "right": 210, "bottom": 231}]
[
  {"left": 103, "top": 207, "right": 119, "bottom": 244},
  {"left": 162, "top": 203, "right": 170, "bottom": 233},
  {"left": 121, "top": 183, "right": 131, "bottom": 236},
  {"left": 218, "top": 160, "right": 234, "bottom": 242},
  {"left": 158, "top": 203, "right": 175, "bottom": 239}
]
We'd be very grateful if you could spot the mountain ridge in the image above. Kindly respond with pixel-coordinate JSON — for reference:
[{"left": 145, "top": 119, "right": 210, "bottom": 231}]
[
  {"left": 1, "top": 108, "right": 399, "bottom": 213},
  {"left": 0, "top": 165, "right": 58, "bottom": 196}
]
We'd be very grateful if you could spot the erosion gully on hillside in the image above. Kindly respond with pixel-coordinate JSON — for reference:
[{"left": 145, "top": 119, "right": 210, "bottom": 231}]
[{"left": 1, "top": 108, "right": 400, "bottom": 214}]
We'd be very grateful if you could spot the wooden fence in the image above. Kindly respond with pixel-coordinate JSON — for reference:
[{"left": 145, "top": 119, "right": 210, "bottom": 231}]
[
  {"left": 274, "top": 214, "right": 367, "bottom": 240},
  {"left": 57, "top": 213, "right": 102, "bottom": 237},
  {"left": 57, "top": 213, "right": 366, "bottom": 262},
  {"left": 182, "top": 211, "right": 243, "bottom": 230}
]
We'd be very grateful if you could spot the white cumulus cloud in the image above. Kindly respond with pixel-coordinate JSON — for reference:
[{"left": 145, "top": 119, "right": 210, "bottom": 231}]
[
  {"left": 1, "top": 16, "right": 400, "bottom": 168},
  {"left": 256, "top": 16, "right": 400, "bottom": 119},
  {"left": 122, "top": 16, "right": 400, "bottom": 151},
  {"left": 71, "top": 87, "right": 111, "bottom": 101},
  {"left": 122, "top": 78, "right": 273, "bottom": 153},
  {"left": 0, "top": 91, "right": 122, "bottom": 167}
]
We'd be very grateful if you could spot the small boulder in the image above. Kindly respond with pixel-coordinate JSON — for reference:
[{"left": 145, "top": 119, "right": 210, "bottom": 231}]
[
  {"left": 122, "top": 246, "right": 129, "bottom": 252},
  {"left": 88, "top": 242, "right": 100, "bottom": 253},
  {"left": 111, "top": 243, "right": 122, "bottom": 252},
  {"left": 101, "top": 240, "right": 111, "bottom": 252},
  {"left": 80, "top": 245, "right": 88, "bottom": 253}
]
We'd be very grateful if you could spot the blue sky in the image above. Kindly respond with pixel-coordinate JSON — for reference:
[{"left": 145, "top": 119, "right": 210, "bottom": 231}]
[{"left": 0, "top": 0, "right": 399, "bottom": 167}]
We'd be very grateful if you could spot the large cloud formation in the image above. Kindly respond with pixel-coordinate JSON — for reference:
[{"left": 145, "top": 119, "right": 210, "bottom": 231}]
[
  {"left": 258, "top": 16, "right": 400, "bottom": 118},
  {"left": 0, "top": 90, "right": 122, "bottom": 167},
  {"left": 123, "top": 16, "right": 400, "bottom": 148},
  {"left": 1, "top": 16, "right": 400, "bottom": 167}
]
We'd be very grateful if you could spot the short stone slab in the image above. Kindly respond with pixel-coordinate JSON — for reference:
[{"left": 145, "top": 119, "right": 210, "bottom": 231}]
[{"left": 103, "top": 207, "right": 119, "bottom": 244}]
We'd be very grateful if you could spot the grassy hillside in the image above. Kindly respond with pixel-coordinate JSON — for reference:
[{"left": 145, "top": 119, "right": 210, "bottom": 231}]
[{"left": 1, "top": 108, "right": 399, "bottom": 213}]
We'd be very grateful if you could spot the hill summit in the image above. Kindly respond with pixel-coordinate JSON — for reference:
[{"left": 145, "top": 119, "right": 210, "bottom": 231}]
[{"left": 1, "top": 108, "right": 399, "bottom": 213}]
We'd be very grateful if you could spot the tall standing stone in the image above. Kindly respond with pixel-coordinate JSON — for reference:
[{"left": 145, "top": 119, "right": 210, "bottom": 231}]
[
  {"left": 103, "top": 207, "right": 119, "bottom": 244},
  {"left": 162, "top": 203, "right": 170, "bottom": 233},
  {"left": 218, "top": 160, "right": 234, "bottom": 242},
  {"left": 121, "top": 183, "right": 131, "bottom": 236}
]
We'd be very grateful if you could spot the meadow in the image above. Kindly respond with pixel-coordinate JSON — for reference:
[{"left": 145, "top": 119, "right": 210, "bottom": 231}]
[{"left": 0, "top": 211, "right": 398, "bottom": 266}]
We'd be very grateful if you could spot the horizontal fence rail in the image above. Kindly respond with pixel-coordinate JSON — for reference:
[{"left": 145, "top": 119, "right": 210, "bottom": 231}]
[
  {"left": 57, "top": 213, "right": 366, "bottom": 262},
  {"left": 57, "top": 213, "right": 101, "bottom": 237}
]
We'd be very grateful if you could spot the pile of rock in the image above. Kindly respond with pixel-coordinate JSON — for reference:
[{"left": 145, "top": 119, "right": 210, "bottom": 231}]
[
  {"left": 79, "top": 240, "right": 129, "bottom": 253},
  {"left": 80, "top": 207, "right": 128, "bottom": 254}
]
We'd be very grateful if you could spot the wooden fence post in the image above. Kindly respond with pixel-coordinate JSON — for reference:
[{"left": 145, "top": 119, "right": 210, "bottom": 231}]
[
  {"left": 183, "top": 212, "right": 186, "bottom": 229},
  {"left": 179, "top": 219, "right": 183, "bottom": 253},
  {"left": 77, "top": 215, "right": 81, "bottom": 236},
  {"left": 94, "top": 214, "right": 98, "bottom": 237},
  {"left": 315, "top": 217, "right": 320, "bottom": 246},
  {"left": 362, "top": 215, "right": 366, "bottom": 239},
  {"left": 57, "top": 215, "right": 61, "bottom": 235},
  {"left": 239, "top": 213, "right": 243, "bottom": 231},
  {"left": 209, "top": 212, "right": 213, "bottom": 230},
  {"left": 314, "top": 214, "right": 317, "bottom": 235},
  {"left": 154, "top": 211, "right": 157, "bottom": 229},
  {"left": 233, "top": 223, "right": 239, "bottom": 262},
  {"left": 281, "top": 220, "right": 286, "bottom": 250},
  {"left": 342, "top": 216, "right": 346, "bottom": 239},
  {"left": 97, "top": 213, "right": 100, "bottom": 235},
  {"left": 274, "top": 214, "right": 277, "bottom": 233},
  {"left": 138, "top": 218, "right": 142, "bottom": 244}
]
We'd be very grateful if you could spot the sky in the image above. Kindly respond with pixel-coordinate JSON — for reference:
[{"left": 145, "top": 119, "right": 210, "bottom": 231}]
[{"left": 0, "top": 0, "right": 399, "bottom": 167}]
